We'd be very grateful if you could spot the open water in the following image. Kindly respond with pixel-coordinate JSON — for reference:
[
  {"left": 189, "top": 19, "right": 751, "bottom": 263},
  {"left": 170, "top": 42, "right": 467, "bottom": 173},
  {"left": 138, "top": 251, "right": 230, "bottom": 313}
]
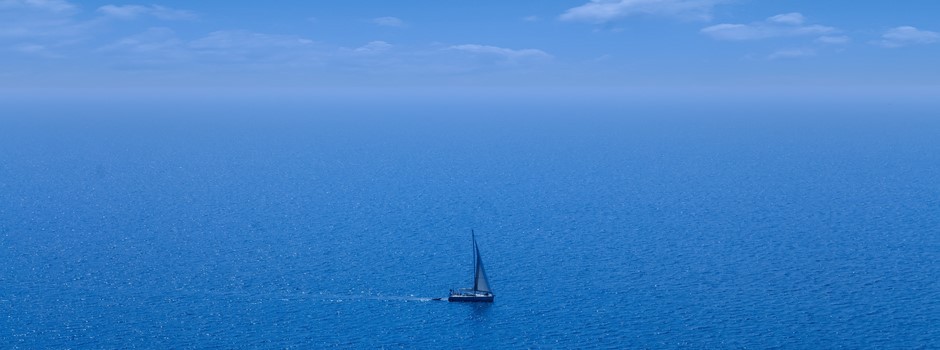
[{"left": 1, "top": 91, "right": 938, "bottom": 348}]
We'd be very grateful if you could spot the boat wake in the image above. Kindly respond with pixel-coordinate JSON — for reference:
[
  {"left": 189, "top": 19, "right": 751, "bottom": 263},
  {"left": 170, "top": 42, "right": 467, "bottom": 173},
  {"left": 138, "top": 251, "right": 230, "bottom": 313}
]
[
  {"left": 314, "top": 293, "right": 445, "bottom": 302},
  {"left": 163, "top": 289, "right": 446, "bottom": 303}
]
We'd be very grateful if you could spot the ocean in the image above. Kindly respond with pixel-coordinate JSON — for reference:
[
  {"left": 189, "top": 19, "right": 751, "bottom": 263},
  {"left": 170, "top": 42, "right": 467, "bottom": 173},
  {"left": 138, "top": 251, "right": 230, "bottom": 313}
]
[{"left": 1, "top": 90, "right": 938, "bottom": 348}]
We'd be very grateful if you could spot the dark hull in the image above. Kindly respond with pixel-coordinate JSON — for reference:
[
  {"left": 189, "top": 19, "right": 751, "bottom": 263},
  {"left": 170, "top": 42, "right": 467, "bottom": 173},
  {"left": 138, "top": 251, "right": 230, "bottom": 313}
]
[{"left": 448, "top": 294, "right": 494, "bottom": 302}]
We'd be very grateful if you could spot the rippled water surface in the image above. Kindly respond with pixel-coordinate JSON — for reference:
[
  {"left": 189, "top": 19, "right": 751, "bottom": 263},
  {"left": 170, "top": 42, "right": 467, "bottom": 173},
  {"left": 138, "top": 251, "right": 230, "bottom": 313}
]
[{"left": 1, "top": 94, "right": 938, "bottom": 348}]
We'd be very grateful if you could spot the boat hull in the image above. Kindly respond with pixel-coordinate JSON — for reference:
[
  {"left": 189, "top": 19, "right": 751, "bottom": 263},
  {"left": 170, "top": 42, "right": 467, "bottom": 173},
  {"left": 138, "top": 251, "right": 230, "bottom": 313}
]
[{"left": 448, "top": 294, "right": 494, "bottom": 302}]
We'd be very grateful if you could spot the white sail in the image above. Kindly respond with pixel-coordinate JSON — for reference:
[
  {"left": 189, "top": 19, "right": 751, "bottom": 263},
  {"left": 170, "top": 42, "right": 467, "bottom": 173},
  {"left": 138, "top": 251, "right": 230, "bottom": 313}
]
[
  {"left": 474, "top": 249, "right": 491, "bottom": 292},
  {"left": 472, "top": 234, "right": 491, "bottom": 293}
]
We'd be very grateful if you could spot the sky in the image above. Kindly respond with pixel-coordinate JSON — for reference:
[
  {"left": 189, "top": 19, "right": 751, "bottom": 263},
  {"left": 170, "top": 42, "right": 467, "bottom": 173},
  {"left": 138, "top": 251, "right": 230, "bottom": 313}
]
[{"left": 3, "top": 0, "right": 940, "bottom": 89}]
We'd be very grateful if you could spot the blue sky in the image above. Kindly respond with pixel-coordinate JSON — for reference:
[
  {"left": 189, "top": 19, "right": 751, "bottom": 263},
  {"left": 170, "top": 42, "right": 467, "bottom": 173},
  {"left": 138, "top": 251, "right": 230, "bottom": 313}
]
[{"left": 3, "top": 0, "right": 940, "bottom": 88}]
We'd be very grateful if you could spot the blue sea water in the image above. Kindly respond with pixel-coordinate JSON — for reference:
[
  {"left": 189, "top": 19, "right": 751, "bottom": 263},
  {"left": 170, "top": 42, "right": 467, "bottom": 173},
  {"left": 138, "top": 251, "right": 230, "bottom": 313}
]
[{"left": 1, "top": 91, "right": 938, "bottom": 348}]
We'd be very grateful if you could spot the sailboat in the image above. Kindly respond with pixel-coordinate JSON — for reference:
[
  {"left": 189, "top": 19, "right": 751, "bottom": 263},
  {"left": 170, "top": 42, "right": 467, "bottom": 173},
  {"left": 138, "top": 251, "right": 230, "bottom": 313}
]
[{"left": 448, "top": 230, "right": 494, "bottom": 302}]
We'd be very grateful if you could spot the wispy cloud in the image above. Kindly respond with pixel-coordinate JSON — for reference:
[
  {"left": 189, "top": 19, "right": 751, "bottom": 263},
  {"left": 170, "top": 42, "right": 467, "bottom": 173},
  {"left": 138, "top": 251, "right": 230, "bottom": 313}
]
[
  {"left": 874, "top": 26, "right": 939, "bottom": 48},
  {"left": 701, "top": 13, "right": 836, "bottom": 41},
  {"left": 0, "top": 18, "right": 88, "bottom": 38},
  {"left": 97, "top": 4, "right": 196, "bottom": 21},
  {"left": 815, "top": 35, "right": 850, "bottom": 45},
  {"left": 0, "top": 0, "right": 77, "bottom": 14},
  {"left": 0, "top": 3, "right": 540, "bottom": 80},
  {"left": 189, "top": 30, "right": 317, "bottom": 63},
  {"left": 100, "top": 27, "right": 181, "bottom": 52},
  {"left": 447, "top": 44, "right": 552, "bottom": 60},
  {"left": 765, "top": 13, "right": 804, "bottom": 26},
  {"left": 0, "top": 0, "right": 91, "bottom": 38},
  {"left": 97, "top": 27, "right": 188, "bottom": 64},
  {"left": 13, "top": 43, "right": 46, "bottom": 53},
  {"left": 11, "top": 42, "right": 63, "bottom": 58},
  {"left": 767, "top": 48, "right": 815, "bottom": 60},
  {"left": 560, "top": 0, "right": 727, "bottom": 23},
  {"left": 189, "top": 30, "right": 314, "bottom": 50},
  {"left": 100, "top": 28, "right": 319, "bottom": 66},
  {"left": 372, "top": 16, "right": 404, "bottom": 27},
  {"left": 353, "top": 40, "right": 392, "bottom": 54}
]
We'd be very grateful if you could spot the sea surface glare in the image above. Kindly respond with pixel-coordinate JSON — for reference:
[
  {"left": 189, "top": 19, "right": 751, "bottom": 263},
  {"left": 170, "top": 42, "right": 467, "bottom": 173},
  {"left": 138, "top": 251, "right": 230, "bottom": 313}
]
[{"left": 1, "top": 93, "right": 938, "bottom": 348}]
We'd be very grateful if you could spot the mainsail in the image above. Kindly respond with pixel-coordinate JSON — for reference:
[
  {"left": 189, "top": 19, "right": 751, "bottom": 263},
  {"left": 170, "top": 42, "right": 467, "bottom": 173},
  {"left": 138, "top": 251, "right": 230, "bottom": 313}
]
[{"left": 472, "top": 231, "right": 491, "bottom": 293}]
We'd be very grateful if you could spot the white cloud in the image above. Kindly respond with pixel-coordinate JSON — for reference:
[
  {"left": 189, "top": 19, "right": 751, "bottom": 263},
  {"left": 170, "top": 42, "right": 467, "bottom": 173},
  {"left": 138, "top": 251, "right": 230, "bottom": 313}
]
[
  {"left": 874, "top": 26, "right": 940, "bottom": 48},
  {"left": 97, "top": 4, "right": 196, "bottom": 21},
  {"left": 767, "top": 48, "right": 815, "bottom": 60},
  {"left": 523, "top": 15, "right": 539, "bottom": 22},
  {"left": 560, "top": 0, "right": 727, "bottom": 23},
  {"left": 372, "top": 16, "right": 404, "bottom": 27},
  {"left": 447, "top": 44, "right": 552, "bottom": 60},
  {"left": 701, "top": 13, "right": 836, "bottom": 41}
]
